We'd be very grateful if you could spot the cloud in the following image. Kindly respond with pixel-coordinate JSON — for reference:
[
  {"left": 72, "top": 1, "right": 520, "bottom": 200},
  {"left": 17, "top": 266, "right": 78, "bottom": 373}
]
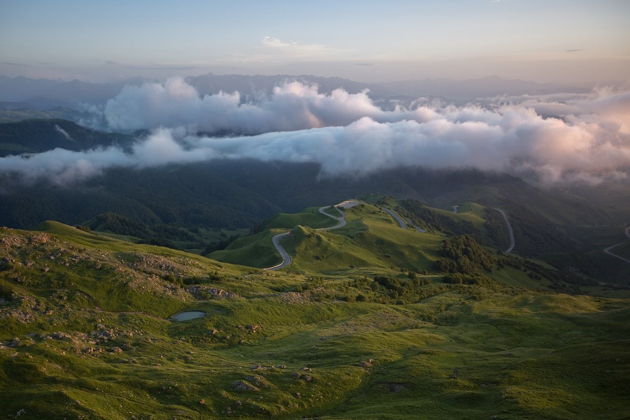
[
  {"left": 260, "top": 36, "right": 339, "bottom": 59},
  {"left": 2, "top": 81, "right": 630, "bottom": 186},
  {"left": 102, "top": 77, "right": 437, "bottom": 133},
  {"left": 261, "top": 36, "right": 294, "bottom": 48}
]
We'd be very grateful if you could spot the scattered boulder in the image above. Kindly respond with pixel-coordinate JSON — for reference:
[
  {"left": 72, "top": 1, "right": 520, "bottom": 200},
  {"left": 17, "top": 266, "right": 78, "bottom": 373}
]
[
  {"left": 232, "top": 380, "right": 259, "bottom": 392},
  {"left": 280, "top": 292, "right": 309, "bottom": 304},
  {"left": 187, "top": 285, "right": 237, "bottom": 300},
  {"left": 244, "top": 374, "right": 269, "bottom": 388},
  {"left": 387, "top": 383, "right": 407, "bottom": 393},
  {"left": 50, "top": 331, "right": 71, "bottom": 341},
  {"left": 246, "top": 324, "right": 262, "bottom": 334},
  {"left": 360, "top": 358, "right": 375, "bottom": 368},
  {"left": 292, "top": 372, "right": 314, "bottom": 382}
]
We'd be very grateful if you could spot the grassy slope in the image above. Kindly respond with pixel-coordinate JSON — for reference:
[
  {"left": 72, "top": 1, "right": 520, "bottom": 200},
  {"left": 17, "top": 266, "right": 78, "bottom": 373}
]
[
  {"left": 211, "top": 202, "right": 447, "bottom": 273},
  {"left": 265, "top": 206, "right": 338, "bottom": 230},
  {"left": 284, "top": 203, "right": 445, "bottom": 273},
  {"left": 1, "top": 216, "right": 630, "bottom": 418},
  {"left": 210, "top": 206, "right": 340, "bottom": 269}
]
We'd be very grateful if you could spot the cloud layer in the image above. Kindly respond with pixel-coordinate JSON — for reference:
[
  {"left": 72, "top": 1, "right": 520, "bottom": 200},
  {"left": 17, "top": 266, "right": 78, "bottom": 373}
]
[
  {"left": 102, "top": 77, "right": 434, "bottom": 133},
  {"left": 2, "top": 80, "right": 630, "bottom": 186}
]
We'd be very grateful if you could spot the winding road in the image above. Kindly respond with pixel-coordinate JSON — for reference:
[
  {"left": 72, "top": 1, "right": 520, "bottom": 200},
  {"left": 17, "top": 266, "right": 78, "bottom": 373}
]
[
  {"left": 264, "top": 232, "right": 293, "bottom": 271},
  {"left": 264, "top": 200, "right": 359, "bottom": 271},
  {"left": 318, "top": 206, "right": 347, "bottom": 230},
  {"left": 494, "top": 208, "right": 515, "bottom": 254},
  {"left": 383, "top": 208, "right": 408, "bottom": 229},
  {"left": 383, "top": 207, "right": 426, "bottom": 232},
  {"left": 603, "top": 226, "right": 630, "bottom": 264}
]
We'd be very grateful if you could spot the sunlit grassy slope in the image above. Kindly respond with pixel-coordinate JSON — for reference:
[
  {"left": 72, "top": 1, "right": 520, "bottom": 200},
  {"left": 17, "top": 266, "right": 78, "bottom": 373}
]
[
  {"left": 211, "top": 202, "right": 467, "bottom": 272},
  {"left": 284, "top": 203, "right": 445, "bottom": 273},
  {"left": 1, "top": 205, "right": 630, "bottom": 419}
]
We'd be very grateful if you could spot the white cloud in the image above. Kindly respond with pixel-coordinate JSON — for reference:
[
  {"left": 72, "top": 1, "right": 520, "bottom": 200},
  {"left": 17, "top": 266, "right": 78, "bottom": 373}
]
[
  {"left": 103, "top": 77, "right": 435, "bottom": 133},
  {"left": 262, "top": 36, "right": 294, "bottom": 48},
  {"left": 2, "top": 81, "right": 630, "bottom": 186},
  {"left": 259, "top": 36, "right": 344, "bottom": 60}
]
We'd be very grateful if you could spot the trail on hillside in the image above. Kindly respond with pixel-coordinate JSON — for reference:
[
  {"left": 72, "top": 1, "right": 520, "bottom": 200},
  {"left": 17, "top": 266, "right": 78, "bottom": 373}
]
[
  {"left": 494, "top": 208, "right": 515, "bottom": 253},
  {"left": 603, "top": 226, "right": 630, "bottom": 264},
  {"left": 264, "top": 200, "right": 359, "bottom": 271}
]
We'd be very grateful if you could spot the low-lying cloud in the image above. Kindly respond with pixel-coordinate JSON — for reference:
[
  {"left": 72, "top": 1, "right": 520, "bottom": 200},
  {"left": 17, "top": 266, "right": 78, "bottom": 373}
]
[
  {"left": 1, "top": 80, "right": 630, "bottom": 186},
  {"left": 102, "top": 77, "right": 438, "bottom": 133}
]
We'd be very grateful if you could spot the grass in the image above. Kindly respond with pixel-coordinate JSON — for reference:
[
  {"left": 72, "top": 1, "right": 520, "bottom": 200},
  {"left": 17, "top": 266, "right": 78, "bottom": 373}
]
[
  {"left": 214, "top": 202, "right": 445, "bottom": 274},
  {"left": 264, "top": 207, "right": 339, "bottom": 230},
  {"left": 1, "top": 207, "right": 630, "bottom": 418},
  {"left": 210, "top": 229, "right": 284, "bottom": 269}
]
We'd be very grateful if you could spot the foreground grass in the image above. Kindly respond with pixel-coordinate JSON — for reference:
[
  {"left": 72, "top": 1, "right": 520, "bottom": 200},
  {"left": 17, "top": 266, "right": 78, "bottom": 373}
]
[{"left": 1, "top": 220, "right": 629, "bottom": 419}]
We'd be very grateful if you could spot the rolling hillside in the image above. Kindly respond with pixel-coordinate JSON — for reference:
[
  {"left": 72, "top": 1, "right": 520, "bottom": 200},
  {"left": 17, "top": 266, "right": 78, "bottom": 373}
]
[{"left": 1, "top": 212, "right": 629, "bottom": 418}]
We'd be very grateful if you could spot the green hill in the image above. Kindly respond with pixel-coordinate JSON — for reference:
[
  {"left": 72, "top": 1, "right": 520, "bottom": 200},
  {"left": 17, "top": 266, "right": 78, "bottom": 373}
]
[
  {"left": 211, "top": 200, "right": 500, "bottom": 274},
  {"left": 1, "top": 211, "right": 630, "bottom": 418}
]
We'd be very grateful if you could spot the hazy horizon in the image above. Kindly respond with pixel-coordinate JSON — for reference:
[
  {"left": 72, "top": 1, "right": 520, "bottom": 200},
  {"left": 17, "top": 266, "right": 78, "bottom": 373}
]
[{"left": 1, "top": 0, "right": 629, "bottom": 84}]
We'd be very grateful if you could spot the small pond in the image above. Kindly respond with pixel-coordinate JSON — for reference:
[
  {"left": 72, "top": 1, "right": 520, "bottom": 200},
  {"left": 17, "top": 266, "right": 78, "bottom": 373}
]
[{"left": 170, "top": 311, "right": 206, "bottom": 321}]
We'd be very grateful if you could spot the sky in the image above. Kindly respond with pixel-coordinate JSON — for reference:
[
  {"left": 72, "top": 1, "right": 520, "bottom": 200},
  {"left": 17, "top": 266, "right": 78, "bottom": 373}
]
[{"left": 0, "top": 0, "right": 629, "bottom": 83}]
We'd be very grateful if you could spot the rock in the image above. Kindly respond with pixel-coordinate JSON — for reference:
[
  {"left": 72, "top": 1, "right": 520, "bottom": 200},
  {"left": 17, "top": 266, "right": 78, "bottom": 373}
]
[
  {"left": 246, "top": 324, "right": 262, "bottom": 333},
  {"left": 280, "top": 291, "right": 309, "bottom": 304},
  {"left": 244, "top": 374, "right": 269, "bottom": 388},
  {"left": 275, "top": 364, "right": 287, "bottom": 369},
  {"left": 292, "top": 372, "right": 313, "bottom": 382},
  {"left": 50, "top": 331, "right": 71, "bottom": 340},
  {"left": 360, "top": 359, "right": 375, "bottom": 368},
  {"left": 388, "top": 383, "right": 407, "bottom": 393},
  {"left": 232, "top": 380, "right": 259, "bottom": 392},
  {"left": 186, "top": 285, "right": 237, "bottom": 300}
]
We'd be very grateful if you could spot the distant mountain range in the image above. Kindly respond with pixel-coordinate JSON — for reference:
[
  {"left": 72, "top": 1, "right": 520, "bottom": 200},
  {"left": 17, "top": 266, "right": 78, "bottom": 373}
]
[{"left": 0, "top": 73, "right": 596, "bottom": 112}]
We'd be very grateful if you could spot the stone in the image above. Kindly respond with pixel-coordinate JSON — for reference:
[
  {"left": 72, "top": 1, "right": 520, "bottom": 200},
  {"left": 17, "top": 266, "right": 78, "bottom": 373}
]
[
  {"left": 388, "top": 383, "right": 407, "bottom": 393},
  {"left": 232, "top": 380, "right": 259, "bottom": 392}
]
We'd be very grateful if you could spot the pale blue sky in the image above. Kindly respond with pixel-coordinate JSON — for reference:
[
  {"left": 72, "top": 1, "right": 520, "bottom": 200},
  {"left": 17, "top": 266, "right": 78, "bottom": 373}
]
[{"left": 1, "top": 0, "right": 628, "bottom": 82}]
